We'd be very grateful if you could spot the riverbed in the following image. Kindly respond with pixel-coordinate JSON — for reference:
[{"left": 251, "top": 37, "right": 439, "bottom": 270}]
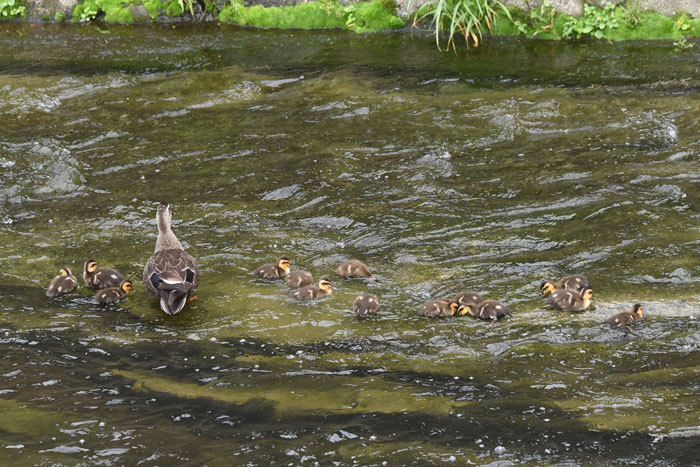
[{"left": 0, "top": 24, "right": 699, "bottom": 464}]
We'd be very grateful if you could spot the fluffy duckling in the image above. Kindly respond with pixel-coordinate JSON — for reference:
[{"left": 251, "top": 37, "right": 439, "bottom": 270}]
[
  {"left": 336, "top": 259, "right": 372, "bottom": 278},
  {"left": 418, "top": 299, "right": 465, "bottom": 318},
  {"left": 453, "top": 291, "right": 485, "bottom": 309},
  {"left": 464, "top": 300, "right": 510, "bottom": 324},
  {"left": 541, "top": 274, "right": 590, "bottom": 295},
  {"left": 46, "top": 267, "right": 77, "bottom": 298},
  {"left": 83, "top": 260, "right": 124, "bottom": 290},
  {"left": 353, "top": 294, "right": 379, "bottom": 318},
  {"left": 143, "top": 203, "right": 200, "bottom": 315},
  {"left": 606, "top": 304, "right": 643, "bottom": 331},
  {"left": 546, "top": 286, "right": 593, "bottom": 312},
  {"left": 95, "top": 280, "right": 133, "bottom": 304},
  {"left": 288, "top": 278, "right": 333, "bottom": 301},
  {"left": 252, "top": 257, "right": 291, "bottom": 280},
  {"left": 286, "top": 269, "right": 313, "bottom": 289}
]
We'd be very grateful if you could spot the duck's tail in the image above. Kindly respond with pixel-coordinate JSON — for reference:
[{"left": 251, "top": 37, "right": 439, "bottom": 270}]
[{"left": 150, "top": 270, "right": 196, "bottom": 315}]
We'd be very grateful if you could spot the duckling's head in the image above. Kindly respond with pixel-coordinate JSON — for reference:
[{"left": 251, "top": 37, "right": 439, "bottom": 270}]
[
  {"left": 121, "top": 280, "right": 134, "bottom": 293},
  {"left": 540, "top": 281, "right": 555, "bottom": 295},
  {"left": 460, "top": 304, "right": 476, "bottom": 317},
  {"left": 59, "top": 267, "right": 72, "bottom": 277},
  {"left": 157, "top": 203, "right": 173, "bottom": 232},
  {"left": 581, "top": 287, "right": 593, "bottom": 301},
  {"left": 278, "top": 257, "right": 291, "bottom": 272},
  {"left": 84, "top": 260, "right": 98, "bottom": 274},
  {"left": 632, "top": 303, "right": 643, "bottom": 318},
  {"left": 319, "top": 278, "right": 333, "bottom": 292},
  {"left": 448, "top": 301, "right": 463, "bottom": 316}
]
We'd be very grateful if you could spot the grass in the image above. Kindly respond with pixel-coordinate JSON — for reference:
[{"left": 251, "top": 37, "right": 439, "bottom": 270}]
[{"left": 414, "top": 0, "right": 512, "bottom": 51}]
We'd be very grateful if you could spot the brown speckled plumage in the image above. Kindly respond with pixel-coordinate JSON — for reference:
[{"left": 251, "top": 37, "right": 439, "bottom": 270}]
[
  {"left": 418, "top": 299, "right": 461, "bottom": 318},
  {"left": 453, "top": 291, "right": 485, "bottom": 309},
  {"left": 46, "top": 268, "right": 77, "bottom": 298},
  {"left": 607, "top": 304, "right": 643, "bottom": 329},
  {"left": 95, "top": 280, "right": 133, "bottom": 304},
  {"left": 288, "top": 279, "right": 333, "bottom": 301},
  {"left": 252, "top": 257, "right": 290, "bottom": 279},
  {"left": 546, "top": 287, "right": 593, "bottom": 312},
  {"left": 286, "top": 269, "right": 313, "bottom": 288},
  {"left": 353, "top": 294, "right": 379, "bottom": 317},
  {"left": 83, "top": 260, "right": 123, "bottom": 290},
  {"left": 143, "top": 204, "right": 200, "bottom": 315},
  {"left": 467, "top": 299, "right": 510, "bottom": 322},
  {"left": 541, "top": 275, "right": 590, "bottom": 295},
  {"left": 336, "top": 259, "right": 371, "bottom": 278}
]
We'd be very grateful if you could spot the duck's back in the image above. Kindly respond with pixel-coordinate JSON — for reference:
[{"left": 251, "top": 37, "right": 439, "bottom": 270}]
[{"left": 144, "top": 248, "right": 199, "bottom": 296}]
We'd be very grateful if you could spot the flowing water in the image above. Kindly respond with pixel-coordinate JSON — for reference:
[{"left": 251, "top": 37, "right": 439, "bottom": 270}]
[{"left": 0, "top": 23, "right": 699, "bottom": 464}]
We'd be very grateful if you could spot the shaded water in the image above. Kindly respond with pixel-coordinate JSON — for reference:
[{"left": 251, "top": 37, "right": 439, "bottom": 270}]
[{"left": 1, "top": 23, "right": 699, "bottom": 464}]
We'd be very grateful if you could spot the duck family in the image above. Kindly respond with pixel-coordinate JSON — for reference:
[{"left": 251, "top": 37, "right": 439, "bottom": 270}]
[{"left": 45, "top": 203, "right": 644, "bottom": 330}]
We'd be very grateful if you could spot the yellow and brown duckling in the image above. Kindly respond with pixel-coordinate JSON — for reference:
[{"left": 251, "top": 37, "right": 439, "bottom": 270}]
[
  {"left": 336, "top": 259, "right": 372, "bottom": 279},
  {"left": 46, "top": 267, "right": 78, "bottom": 298},
  {"left": 251, "top": 257, "right": 291, "bottom": 280},
  {"left": 546, "top": 286, "right": 593, "bottom": 312},
  {"left": 463, "top": 300, "right": 510, "bottom": 324},
  {"left": 95, "top": 280, "right": 133, "bottom": 304},
  {"left": 353, "top": 294, "right": 379, "bottom": 318},
  {"left": 453, "top": 291, "right": 485, "bottom": 309},
  {"left": 286, "top": 269, "right": 313, "bottom": 289},
  {"left": 418, "top": 299, "right": 466, "bottom": 318},
  {"left": 606, "top": 304, "right": 643, "bottom": 331},
  {"left": 288, "top": 278, "right": 333, "bottom": 301},
  {"left": 83, "top": 260, "right": 124, "bottom": 290},
  {"left": 541, "top": 274, "right": 590, "bottom": 295}
]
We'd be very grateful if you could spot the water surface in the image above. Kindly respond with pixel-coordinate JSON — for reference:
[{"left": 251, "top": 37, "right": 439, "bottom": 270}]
[{"left": 0, "top": 24, "right": 699, "bottom": 464}]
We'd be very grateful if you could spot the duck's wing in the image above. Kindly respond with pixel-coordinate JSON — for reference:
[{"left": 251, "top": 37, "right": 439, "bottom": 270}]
[{"left": 143, "top": 248, "right": 199, "bottom": 314}]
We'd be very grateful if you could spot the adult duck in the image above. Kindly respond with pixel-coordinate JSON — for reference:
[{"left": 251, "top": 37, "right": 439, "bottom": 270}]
[{"left": 143, "top": 203, "right": 200, "bottom": 315}]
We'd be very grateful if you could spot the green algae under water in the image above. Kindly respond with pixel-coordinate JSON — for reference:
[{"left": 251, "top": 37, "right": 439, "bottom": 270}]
[{"left": 0, "top": 23, "right": 699, "bottom": 464}]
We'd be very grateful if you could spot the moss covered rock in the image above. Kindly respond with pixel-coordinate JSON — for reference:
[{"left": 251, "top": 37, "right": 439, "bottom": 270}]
[{"left": 219, "top": 0, "right": 404, "bottom": 32}]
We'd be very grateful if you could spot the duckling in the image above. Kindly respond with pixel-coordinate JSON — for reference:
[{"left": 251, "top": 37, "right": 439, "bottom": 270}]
[
  {"left": 606, "top": 304, "right": 643, "bottom": 331},
  {"left": 143, "top": 203, "right": 200, "bottom": 315},
  {"left": 418, "top": 299, "right": 465, "bottom": 318},
  {"left": 336, "top": 259, "right": 372, "bottom": 278},
  {"left": 83, "top": 260, "right": 124, "bottom": 290},
  {"left": 540, "top": 274, "right": 590, "bottom": 295},
  {"left": 46, "top": 267, "right": 77, "bottom": 298},
  {"left": 546, "top": 286, "right": 593, "bottom": 312},
  {"left": 353, "top": 294, "right": 379, "bottom": 318},
  {"left": 95, "top": 280, "right": 133, "bottom": 304},
  {"left": 286, "top": 269, "right": 313, "bottom": 289},
  {"left": 288, "top": 278, "right": 333, "bottom": 301},
  {"left": 251, "top": 257, "right": 291, "bottom": 280},
  {"left": 453, "top": 291, "right": 485, "bottom": 309},
  {"left": 463, "top": 299, "right": 510, "bottom": 324}
]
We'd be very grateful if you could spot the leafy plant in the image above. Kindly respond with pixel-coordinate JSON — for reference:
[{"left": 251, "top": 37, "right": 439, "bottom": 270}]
[
  {"left": 562, "top": 2, "right": 619, "bottom": 39},
  {"left": 177, "top": 0, "right": 194, "bottom": 16},
  {"left": 673, "top": 16, "right": 690, "bottom": 33},
  {"left": 527, "top": 0, "right": 557, "bottom": 37},
  {"left": 54, "top": 11, "right": 66, "bottom": 20},
  {"left": 343, "top": 4, "right": 355, "bottom": 28},
  {"left": 414, "top": 0, "right": 512, "bottom": 51},
  {"left": 619, "top": 0, "right": 641, "bottom": 26},
  {"left": 0, "top": 0, "right": 25, "bottom": 18},
  {"left": 79, "top": 1, "right": 99, "bottom": 21},
  {"left": 673, "top": 38, "right": 693, "bottom": 50}
]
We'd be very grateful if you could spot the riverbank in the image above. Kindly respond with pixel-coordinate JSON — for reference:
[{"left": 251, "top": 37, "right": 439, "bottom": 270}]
[{"left": 4, "top": 0, "right": 697, "bottom": 43}]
